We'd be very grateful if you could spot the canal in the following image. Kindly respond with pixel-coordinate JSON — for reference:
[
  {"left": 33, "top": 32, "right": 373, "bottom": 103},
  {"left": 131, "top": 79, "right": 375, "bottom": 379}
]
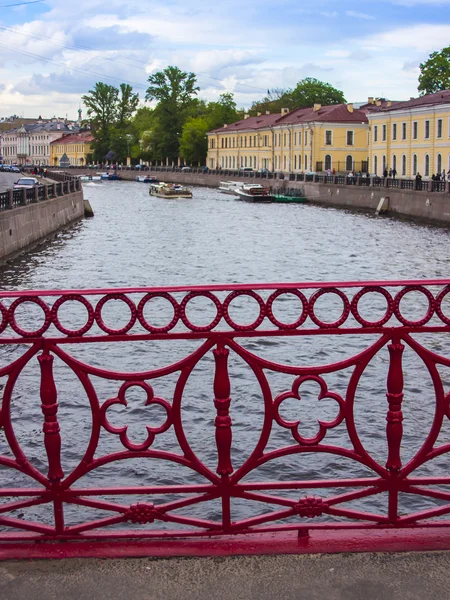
[{"left": 1, "top": 182, "right": 450, "bottom": 530}]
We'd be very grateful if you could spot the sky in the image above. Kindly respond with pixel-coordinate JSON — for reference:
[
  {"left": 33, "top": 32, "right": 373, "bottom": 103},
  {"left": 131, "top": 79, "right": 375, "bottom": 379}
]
[{"left": 1, "top": 0, "right": 450, "bottom": 119}]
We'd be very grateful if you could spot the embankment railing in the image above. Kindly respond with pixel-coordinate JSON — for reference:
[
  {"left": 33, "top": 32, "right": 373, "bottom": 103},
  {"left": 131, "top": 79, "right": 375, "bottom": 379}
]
[
  {"left": 0, "top": 176, "right": 81, "bottom": 212},
  {"left": 1, "top": 280, "right": 450, "bottom": 557}
]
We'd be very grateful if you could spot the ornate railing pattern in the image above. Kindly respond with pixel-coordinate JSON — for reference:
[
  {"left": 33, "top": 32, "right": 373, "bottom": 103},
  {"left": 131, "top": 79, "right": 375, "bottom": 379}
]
[{"left": 0, "top": 280, "right": 450, "bottom": 553}]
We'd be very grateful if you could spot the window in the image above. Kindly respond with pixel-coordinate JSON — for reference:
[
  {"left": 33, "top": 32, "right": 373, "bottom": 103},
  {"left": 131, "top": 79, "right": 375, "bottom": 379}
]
[
  {"left": 244, "top": 156, "right": 247, "bottom": 167},
  {"left": 373, "top": 126, "right": 378, "bottom": 142},
  {"left": 402, "top": 155, "right": 406, "bottom": 176},
  {"left": 402, "top": 122, "right": 407, "bottom": 140},
  {"left": 346, "top": 155, "right": 353, "bottom": 171},
  {"left": 392, "top": 155, "right": 396, "bottom": 173},
  {"left": 382, "top": 125, "right": 386, "bottom": 141},
  {"left": 305, "top": 131, "right": 308, "bottom": 146},
  {"left": 283, "top": 133, "right": 286, "bottom": 146},
  {"left": 413, "top": 121, "right": 418, "bottom": 139},
  {"left": 325, "top": 130, "right": 332, "bottom": 145},
  {"left": 382, "top": 155, "right": 386, "bottom": 172},
  {"left": 437, "top": 119, "right": 443, "bottom": 138},
  {"left": 294, "top": 132, "right": 297, "bottom": 146},
  {"left": 304, "top": 155, "right": 308, "bottom": 171},
  {"left": 413, "top": 154, "right": 417, "bottom": 175},
  {"left": 298, "top": 155, "right": 302, "bottom": 170},
  {"left": 346, "top": 131, "right": 354, "bottom": 146},
  {"left": 254, "top": 156, "right": 256, "bottom": 168},
  {"left": 283, "top": 156, "right": 286, "bottom": 170},
  {"left": 425, "top": 154, "right": 430, "bottom": 177},
  {"left": 425, "top": 120, "right": 430, "bottom": 139},
  {"left": 437, "top": 153, "right": 442, "bottom": 174},
  {"left": 244, "top": 136, "right": 247, "bottom": 147},
  {"left": 249, "top": 137, "right": 252, "bottom": 148},
  {"left": 392, "top": 123, "right": 397, "bottom": 141},
  {"left": 325, "top": 154, "right": 332, "bottom": 171}
]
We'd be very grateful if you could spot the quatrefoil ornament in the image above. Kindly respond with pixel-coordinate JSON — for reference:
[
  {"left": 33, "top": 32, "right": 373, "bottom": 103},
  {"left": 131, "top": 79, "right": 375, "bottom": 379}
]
[
  {"left": 274, "top": 375, "right": 345, "bottom": 445},
  {"left": 101, "top": 381, "right": 172, "bottom": 451}
]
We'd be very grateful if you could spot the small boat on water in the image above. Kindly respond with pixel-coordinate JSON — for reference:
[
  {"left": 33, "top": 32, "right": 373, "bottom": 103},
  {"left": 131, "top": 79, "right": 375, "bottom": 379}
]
[
  {"left": 272, "top": 193, "right": 308, "bottom": 203},
  {"left": 218, "top": 181, "right": 242, "bottom": 195},
  {"left": 97, "top": 172, "right": 122, "bottom": 181},
  {"left": 79, "top": 175, "right": 102, "bottom": 182},
  {"left": 149, "top": 183, "right": 192, "bottom": 199},
  {"left": 136, "top": 175, "right": 158, "bottom": 183},
  {"left": 235, "top": 186, "right": 273, "bottom": 203}
]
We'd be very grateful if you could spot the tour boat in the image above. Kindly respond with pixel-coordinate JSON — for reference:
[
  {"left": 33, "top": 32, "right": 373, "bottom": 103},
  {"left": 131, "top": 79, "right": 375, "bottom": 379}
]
[
  {"left": 149, "top": 183, "right": 193, "bottom": 199},
  {"left": 97, "top": 172, "right": 122, "bottom": 181},
  {"left": 218, "top": 181, "right": 242, "bottom": 195},
  {"left": 136, "top": 175, "right": 158, "bottom": 183},
  {"left": 235, "top": 186, "right": 273, "bottom": 203}
]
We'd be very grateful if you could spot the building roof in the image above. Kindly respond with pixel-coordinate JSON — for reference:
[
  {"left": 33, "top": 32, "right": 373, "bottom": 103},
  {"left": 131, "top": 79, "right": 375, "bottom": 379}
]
[
  {"left": 375, "top": 90, "right": 450, "bottom": 113},
  {"left": 3, "top": 121, "right": 80, "bottom": 135},
  {"left": 208, "top": 103, "right": 368, "bottom": 134},
  {"left": 50, "top": 131, "right": 93, "bottom": 145},
  {"left": 276, "top": 103, "right": 368, "bottom": 125},
  {"left": 209, "top": 113, "right": 281, "bottom": 134}
]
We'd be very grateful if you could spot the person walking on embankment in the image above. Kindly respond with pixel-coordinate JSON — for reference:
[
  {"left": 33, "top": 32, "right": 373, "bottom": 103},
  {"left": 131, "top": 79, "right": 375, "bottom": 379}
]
[{"left": 415, "top": 172, "right": 422, "bottom": 190}]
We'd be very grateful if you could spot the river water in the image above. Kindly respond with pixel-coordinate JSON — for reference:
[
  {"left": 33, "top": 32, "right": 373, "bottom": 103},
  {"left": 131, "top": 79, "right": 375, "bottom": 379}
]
[{"left": 1, "top": 181, "right": 450, "bottom": 531}]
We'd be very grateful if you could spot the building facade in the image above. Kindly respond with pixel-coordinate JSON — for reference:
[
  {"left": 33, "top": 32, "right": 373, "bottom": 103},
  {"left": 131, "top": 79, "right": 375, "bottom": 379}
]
[
  {"left": 207, "top": 103, "right": 369, "bottom": 173},
  {"left": 368, "top": 91, "right": 450, "bottom": 178},
  {"left": 50, "top": 131, "right": 94, "bottom": 167},
  {"left": 1, "top": 120, "right": 80, "bottom": 166}
]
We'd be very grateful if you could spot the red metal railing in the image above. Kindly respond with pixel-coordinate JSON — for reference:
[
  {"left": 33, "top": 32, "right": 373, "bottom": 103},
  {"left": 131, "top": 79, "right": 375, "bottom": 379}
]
[{"left": 1, "top": 280, "right": 450, "bottom": 559}]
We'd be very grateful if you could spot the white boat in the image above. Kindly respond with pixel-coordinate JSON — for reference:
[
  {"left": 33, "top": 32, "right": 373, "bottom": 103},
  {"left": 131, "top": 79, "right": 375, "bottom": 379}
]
[
  {"left": 235, "top": 186, "right": 273, "bottom": 203},
  {"left": 79, "top": 175, "right": 102, "bottom": 182},
  {"left": 149, "top": 182, "right": 192, "bottom": 199},
  {"left": 136, "top": 175, "right": 158, "bottom": 183},
  {"left": 218, "top": 181, "right": 242, "bottom": 195}
]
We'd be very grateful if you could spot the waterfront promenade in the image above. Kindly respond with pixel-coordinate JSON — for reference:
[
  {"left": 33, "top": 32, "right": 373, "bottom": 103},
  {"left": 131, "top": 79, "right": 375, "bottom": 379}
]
[{"left": 3, "top": 551, "right": 450, "bottom": 599}]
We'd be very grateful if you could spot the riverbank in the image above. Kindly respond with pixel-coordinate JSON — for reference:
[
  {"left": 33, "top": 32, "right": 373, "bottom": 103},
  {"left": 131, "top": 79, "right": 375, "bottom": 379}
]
[
  {"left": 2, "top": 551, "right": 450, "bottom": 600},
  {"left": 50, "top": 168, "right": 450, "bottom": 225}
]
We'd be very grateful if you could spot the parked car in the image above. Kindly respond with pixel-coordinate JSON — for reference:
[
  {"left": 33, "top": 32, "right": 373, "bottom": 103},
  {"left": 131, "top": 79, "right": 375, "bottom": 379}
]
[
  {"left": 14, "top": 177, "right": 39, "bottom": 189},
  {"left": 181, "top": 166, "right": 191, "bottom": 172},
  {"left": 239, "top": 167, "right": 253, "bottom": 172},
  {"left": 135, "top": 164, "right": 146, "bottom": 170},
  {"left": 10, "top": 166, "right": 20, "bottom": 173}
]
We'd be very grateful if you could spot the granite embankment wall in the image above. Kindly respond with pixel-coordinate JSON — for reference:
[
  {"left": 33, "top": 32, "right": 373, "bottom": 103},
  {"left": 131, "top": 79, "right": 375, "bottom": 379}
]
[
  {"left": 0, "top": 190, "right": 84, "bottom": 261},
  {"left": 53, "top": 168, "right": 450, "bottom": 225}
]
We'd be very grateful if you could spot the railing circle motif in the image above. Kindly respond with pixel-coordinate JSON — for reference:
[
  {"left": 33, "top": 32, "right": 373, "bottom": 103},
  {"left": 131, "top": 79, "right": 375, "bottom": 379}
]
[
  {"left": 435, "top": 285, "right": 450, "bottom": 326},
  {"left": 351, "top": 286, "right": 394, "bottom": 327},
  {"left": 223, "top": 290, "right": 266, "bottom": 331},
  {"left": 0, "top": 303, "right": 8, "bottom": 334},
  {"left": 137, "top": 292, "right": 180, "bottom": 334},
  {"left": 266, "top": 289, "right": 309, "bottom": 330},
  {"left": 308, "top": 288, "right": 350, "bottom": 329},
  {"left": 95, "top": 294, "right": 137, "bottom": 335},
  {"left": 179, "top": 291, "right": 223, "bottom": 332},
  {"left": 8, "top": 297, "right": 52, "bottom": 337},
  {"left": 394, "top": 286, "right": 435, "bottom": 327},
  {"left": 51, "top": 295, "right": 95, "bottom": 336}
]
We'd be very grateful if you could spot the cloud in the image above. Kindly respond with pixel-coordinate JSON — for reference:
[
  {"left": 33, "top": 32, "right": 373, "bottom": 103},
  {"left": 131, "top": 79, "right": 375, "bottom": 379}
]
[
  {"left": 362, "top": 24, "right": 450, "bottom": 52},
  {"left": 326, "top": 50, "right": 351, "bottom": 58},
  {"left": 345, "top": 10, "right": 375, "bottom": 19}
]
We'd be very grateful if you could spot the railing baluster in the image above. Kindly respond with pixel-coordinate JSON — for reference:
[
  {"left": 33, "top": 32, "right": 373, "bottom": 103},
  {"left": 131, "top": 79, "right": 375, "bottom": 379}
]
[
  {"left": 38, "top": 348, "right": 64, "bottom": 483},
  {"left": 213, "top": 343, "right": 233, "bottom": 530},
  {"left": 386, "top": 337, "right": 404, "bottom": 473}
]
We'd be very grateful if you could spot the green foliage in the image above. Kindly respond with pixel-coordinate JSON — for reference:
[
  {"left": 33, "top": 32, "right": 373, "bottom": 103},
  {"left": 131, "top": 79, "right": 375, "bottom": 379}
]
[
  {"left": 145, "top": 66, "right": 199, "bottom": 161},
  {"left": 250, "top": 88, "right": 293, "bottom": 115},
  {"left": 290, "top": 78, "right": 346, "bottom": 108},
  {"left": 418, "top": 47, "right": 450, "bottom": 95},
  {"left": 179, "top": 117, "right": 210, "bottom": 164},
  {"left": 82, "top": 82, "right": 139, "bottom": 162}
]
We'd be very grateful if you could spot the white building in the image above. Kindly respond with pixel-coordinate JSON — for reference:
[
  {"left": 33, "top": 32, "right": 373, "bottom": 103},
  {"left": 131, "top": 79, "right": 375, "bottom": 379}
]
[{"left": 1, "top": 119, "right": 80, "bottom": 166}]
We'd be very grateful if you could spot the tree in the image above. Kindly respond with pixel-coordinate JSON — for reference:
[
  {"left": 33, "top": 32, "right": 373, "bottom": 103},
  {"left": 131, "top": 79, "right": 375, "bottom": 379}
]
[
  {"left": 290, "top": 78, "right": 345, "bottom": 108},
  {"left": 207, "top": 93, "right": 240, "bottom": 129},
  {"left": 145, "top": 66, "right": 199, "bottom": 161},
  {"left": 250, "top": 88, "right": 293, "bottom": 115},
  {"left": 82, "top": 82, "right": 119, "bottom": 136},
  {"left": 179, "top": 117, "right": 210, "bottom": 165},
  {"left": 418, "top": 47, "right": 450, "bottom": 95},
  {"left": 117, "top": 83, "right": 139, "bottom": 127}
]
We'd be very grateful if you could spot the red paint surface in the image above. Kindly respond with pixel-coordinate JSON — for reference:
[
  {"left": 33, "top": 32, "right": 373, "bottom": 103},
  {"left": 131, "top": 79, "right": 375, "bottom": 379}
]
[{"left": 0, "top": 280, "right": 449, "bottom": 559}]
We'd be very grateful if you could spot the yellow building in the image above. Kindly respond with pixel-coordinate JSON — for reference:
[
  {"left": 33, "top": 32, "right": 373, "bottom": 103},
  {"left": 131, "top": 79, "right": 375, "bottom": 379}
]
[
  {"left": 50, "top": 131, "right": 93, "bottom": 167},
  {"left": 367, "top": 91, "right": 450, "bottom": 178},
  {"left": 207, "top": 103, "right": 369, "bottom": 173}
]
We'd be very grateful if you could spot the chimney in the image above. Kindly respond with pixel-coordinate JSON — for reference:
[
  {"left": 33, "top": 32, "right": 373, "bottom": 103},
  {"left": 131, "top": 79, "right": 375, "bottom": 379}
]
[
  {"left": 375, "top": 100, "right": 382, "bottom": 106},
  {"left": 410, "top": 97, "right": 415, "bottom": 101},
  {"left": 347, "top": 103, "right": 354, "bottom": 113},
  {"left": 313, "top": 103, "right": 321, "bottom": 112},
  {"left": 57, "top": 123, "right": 61, "bottom": 130},
  {"left": 368, "top": 97, "right": 374, "bottom": 104},
  {"left": 223, "top": 124, "right": 228, "bottom": 128},
  {"left": 386, "top": 101, "right": 392, "bottom": 107},
  {"left": 265, "top": 111, "right": 271, "bottom": 115},
  {"left": 257, "top": 112, "right": 262, "bottom": 116},
  {"left": 244, "top": 114, "right": 250, "bottom": 119},
  {"left": 281, "top": 107, "right": 289, "bottom": 116}
]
